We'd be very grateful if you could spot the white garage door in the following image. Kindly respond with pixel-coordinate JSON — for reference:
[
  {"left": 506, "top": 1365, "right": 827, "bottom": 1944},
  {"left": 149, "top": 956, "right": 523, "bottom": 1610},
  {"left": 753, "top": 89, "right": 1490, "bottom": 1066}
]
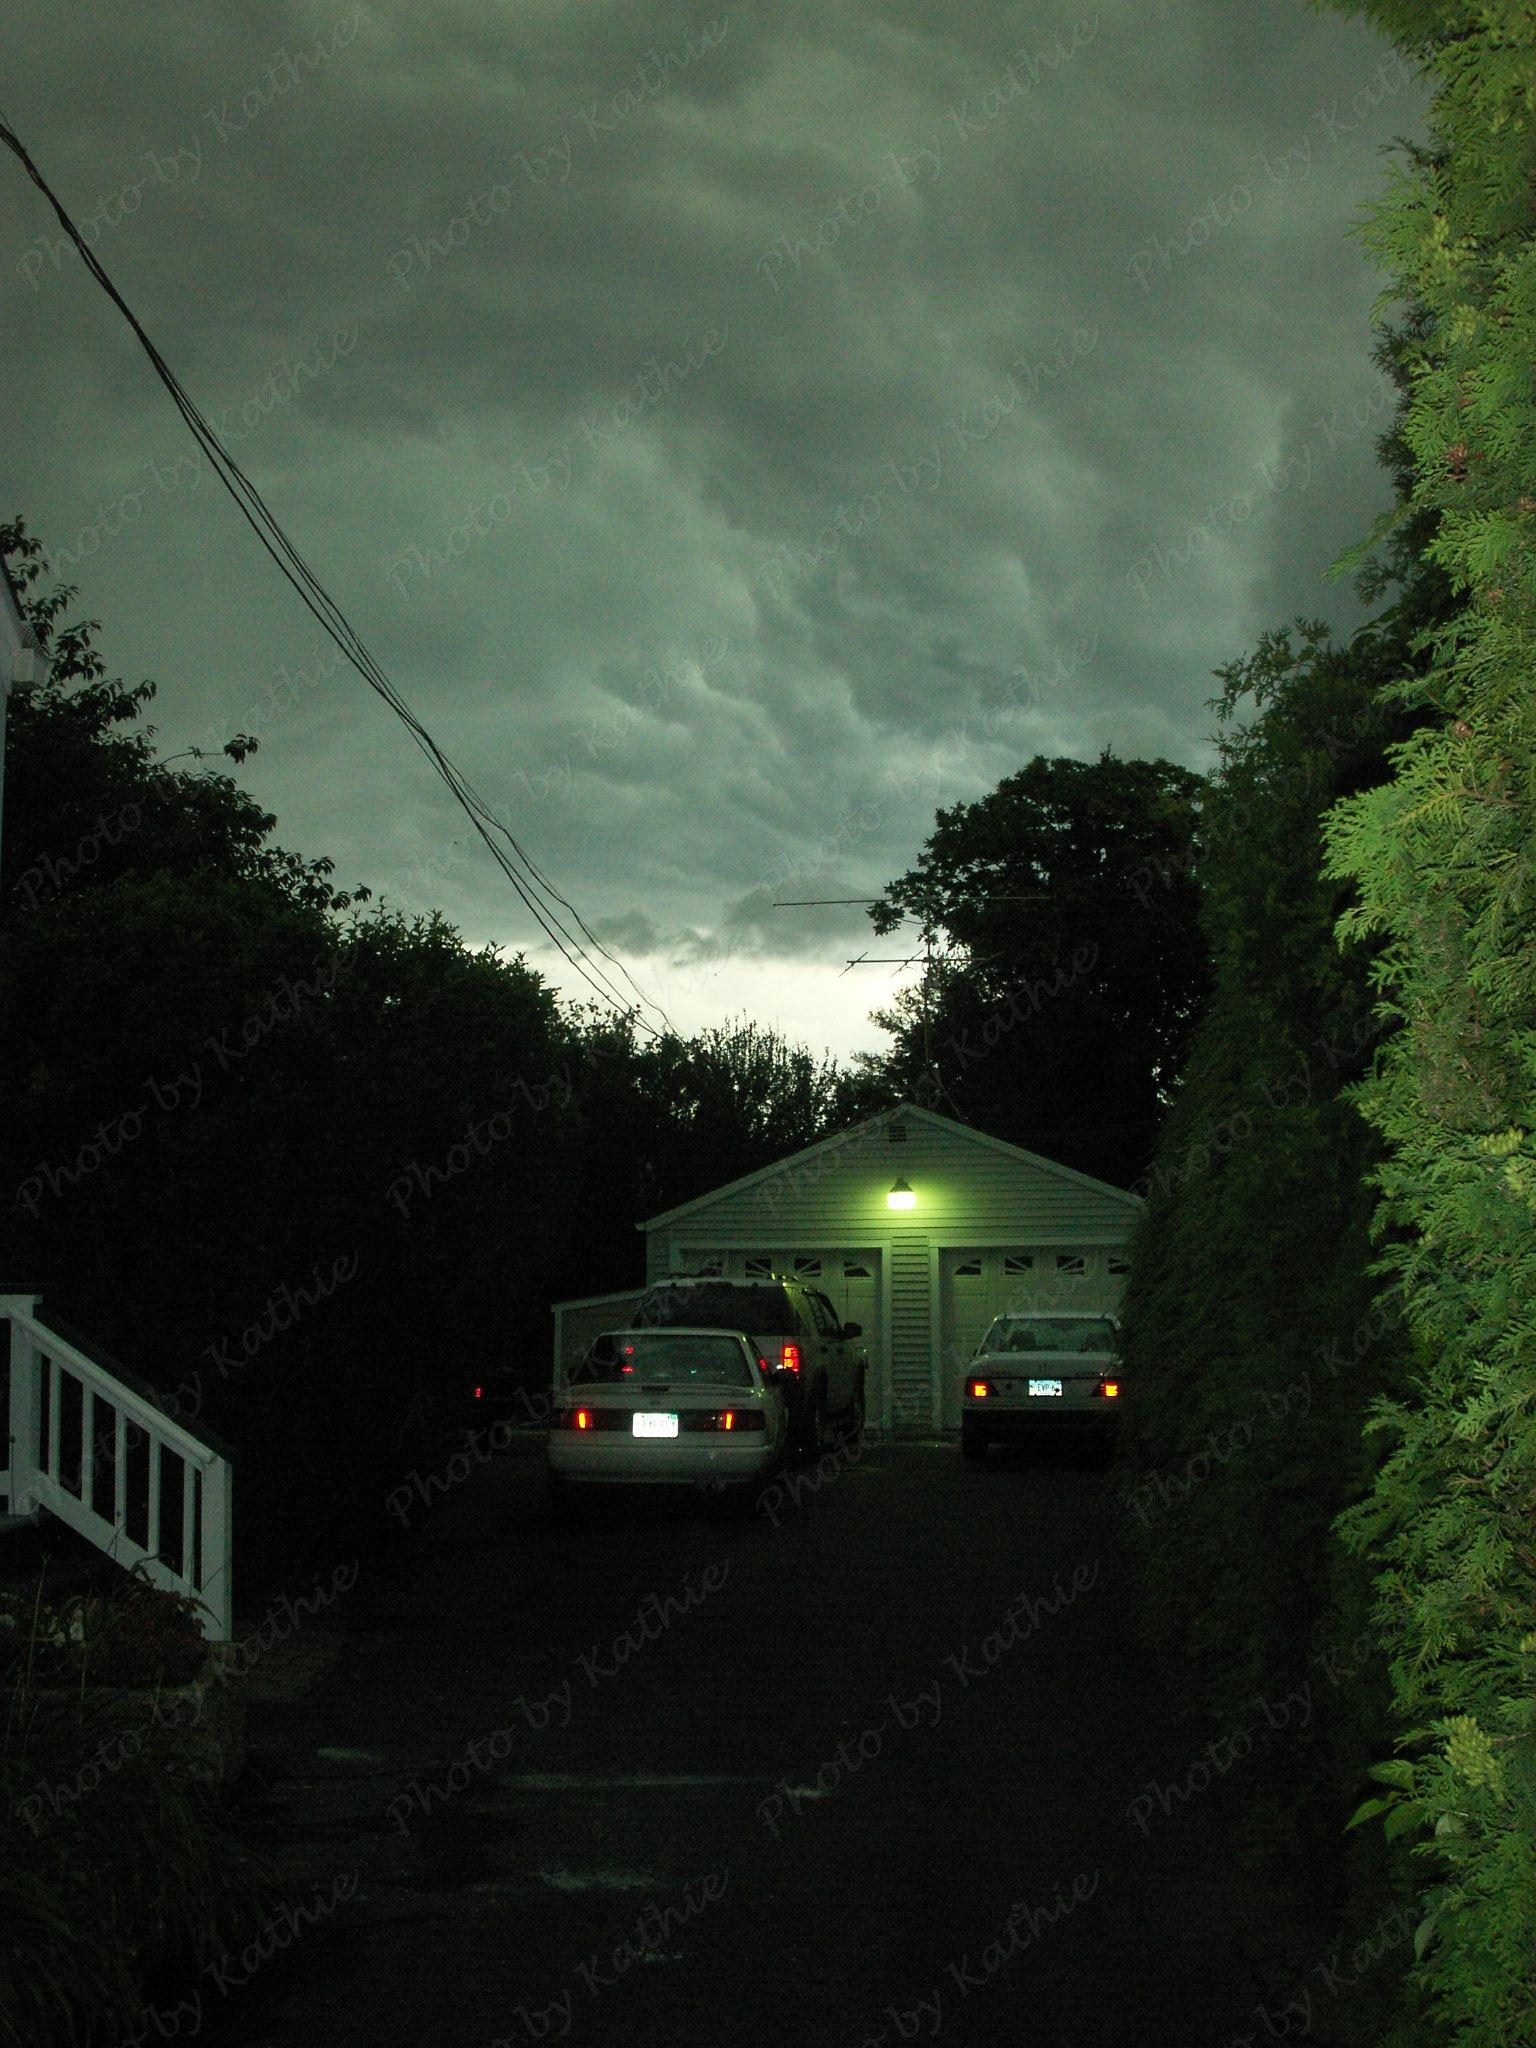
[{"left": 938, "top": 1246, "right": 1128, "bottom": 1429}]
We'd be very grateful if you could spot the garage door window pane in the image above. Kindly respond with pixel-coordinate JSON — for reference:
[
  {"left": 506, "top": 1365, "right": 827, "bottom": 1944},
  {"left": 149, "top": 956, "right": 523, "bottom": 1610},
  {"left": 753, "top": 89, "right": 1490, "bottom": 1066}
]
[
  {"left": 1055, "top": 1253, "right": 1085, "bottom": 1277},
  {"left": 793, "top": 1256, "right": 823, "bottom": 1278},
  {"left": 954, "top": 1257, "right": 982, "bottom": 1278},
  {"left": 683, "top": 1249, "right": 725, "bottom": 1276},
  {"left": 843, "top": 1259, "right": 871, "bottom": 1278},
  {"left": 1108, "top": 1255, "right": 1131, "bottom": 1275},
  {"left": 744, "top": 1255, "right": 774, "bottom": 1278},
  {"left": 1004, "top": 1253, "right": 1034, "bottom": 1275}
]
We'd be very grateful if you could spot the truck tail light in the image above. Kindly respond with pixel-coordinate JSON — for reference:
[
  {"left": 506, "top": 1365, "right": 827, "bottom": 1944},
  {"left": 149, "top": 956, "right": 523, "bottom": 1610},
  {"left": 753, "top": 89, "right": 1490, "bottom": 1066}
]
[
  {"left": 779, "top": 1343, "right": 801, "bottom": 1374},
  {"left": 575, "top": 1408, "right": 592, "bottom": 1430},
  {"left": 968, "top": 1378, "right": 993, "bottom": 1399},
  {"left": 1096, "top": 1380, "right": 1121, "bottom": 1399}
]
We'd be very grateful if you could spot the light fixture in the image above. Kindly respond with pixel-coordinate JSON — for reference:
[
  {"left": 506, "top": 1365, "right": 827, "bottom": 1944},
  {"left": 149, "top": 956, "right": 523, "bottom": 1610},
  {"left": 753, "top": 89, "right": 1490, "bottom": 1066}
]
[{"left": 887, "top": 1177, "right": 916, "bottom": 1211}]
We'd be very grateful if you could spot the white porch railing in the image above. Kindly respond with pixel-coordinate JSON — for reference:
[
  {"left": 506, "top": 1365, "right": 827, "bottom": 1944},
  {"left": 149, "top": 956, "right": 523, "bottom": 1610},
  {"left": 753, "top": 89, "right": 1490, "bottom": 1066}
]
[{"left": 1, "top": 1293, "right": 232, "bottom": 1642}]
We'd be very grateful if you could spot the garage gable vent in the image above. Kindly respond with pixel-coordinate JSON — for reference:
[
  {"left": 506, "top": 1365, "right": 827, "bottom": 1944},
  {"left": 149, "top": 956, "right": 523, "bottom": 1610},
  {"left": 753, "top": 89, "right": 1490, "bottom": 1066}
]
[{"left": 888, "top": 1120, "right": 907, "bottom": 1143}]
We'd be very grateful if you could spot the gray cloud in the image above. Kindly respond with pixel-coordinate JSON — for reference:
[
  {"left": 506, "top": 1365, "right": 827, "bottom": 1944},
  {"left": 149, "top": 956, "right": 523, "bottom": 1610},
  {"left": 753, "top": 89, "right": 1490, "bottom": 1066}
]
[{"left": 1, "top": 0, "right": 1429, "bottom": 1054}]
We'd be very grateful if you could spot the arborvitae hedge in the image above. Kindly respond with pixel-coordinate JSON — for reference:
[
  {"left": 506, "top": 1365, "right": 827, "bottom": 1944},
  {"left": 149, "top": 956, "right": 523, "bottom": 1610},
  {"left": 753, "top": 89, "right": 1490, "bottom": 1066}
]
[
  {"left": 1118, "top": 620, "right": 1423, "bottom": 1961},
  {"left": 1311, "top": 4, "right": 1536, "bottom": 2037}
]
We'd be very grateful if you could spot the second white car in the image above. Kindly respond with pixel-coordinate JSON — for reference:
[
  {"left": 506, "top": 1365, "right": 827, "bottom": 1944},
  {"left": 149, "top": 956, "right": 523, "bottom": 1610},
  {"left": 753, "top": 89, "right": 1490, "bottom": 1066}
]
[{"left": 547, "top": 1327, "right": 791, "bottom": 1494}]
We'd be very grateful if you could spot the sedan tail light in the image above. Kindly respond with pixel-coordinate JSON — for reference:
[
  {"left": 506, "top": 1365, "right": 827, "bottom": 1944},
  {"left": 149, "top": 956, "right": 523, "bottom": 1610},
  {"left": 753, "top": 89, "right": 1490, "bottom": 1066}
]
[
  {"left": 555, "top": 1407, "right": 627, "bottom": 1430},
  {"left": 1095, "top": 1379, "right": 1121, "bottom": 1399},
  {"left": 967, "top": 1378, "right": 994, "bottom": 1399}
]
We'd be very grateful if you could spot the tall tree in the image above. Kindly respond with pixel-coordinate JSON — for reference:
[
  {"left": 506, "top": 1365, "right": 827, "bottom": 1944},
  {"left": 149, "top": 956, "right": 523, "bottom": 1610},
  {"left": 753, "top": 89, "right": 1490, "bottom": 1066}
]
[{"left": 859, "top": 751, "right": 1209, "bottom": 1186}]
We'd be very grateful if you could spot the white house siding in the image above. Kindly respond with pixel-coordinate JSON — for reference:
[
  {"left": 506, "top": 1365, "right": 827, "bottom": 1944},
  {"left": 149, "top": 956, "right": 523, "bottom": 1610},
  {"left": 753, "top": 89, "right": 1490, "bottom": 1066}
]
[
  {"left": 639, "top": 1106, "right": 1140, "bottom": 1433},
  {"left": 888, "top": 1225, "right": 931, "bottom": 1429}
]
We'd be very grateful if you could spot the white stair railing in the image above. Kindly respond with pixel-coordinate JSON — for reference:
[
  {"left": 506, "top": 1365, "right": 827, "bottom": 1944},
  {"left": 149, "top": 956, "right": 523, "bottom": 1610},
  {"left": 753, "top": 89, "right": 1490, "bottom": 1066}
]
[{"left": 1, "top": 1293, "right": 232, "bottom": 1642}]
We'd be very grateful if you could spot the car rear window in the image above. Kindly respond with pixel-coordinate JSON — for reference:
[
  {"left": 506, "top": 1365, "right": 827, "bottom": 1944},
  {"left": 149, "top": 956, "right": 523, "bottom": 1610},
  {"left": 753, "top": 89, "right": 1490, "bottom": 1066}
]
[
  {"left": 979, "top": 1317, "right": 1118, "bottom": 1355},
  {"left": 572, "top": 1332, "right": 756, "bottom": 1387},
  {"left": 635, "top": 1283, "right": 800, "bottom": 1336}
]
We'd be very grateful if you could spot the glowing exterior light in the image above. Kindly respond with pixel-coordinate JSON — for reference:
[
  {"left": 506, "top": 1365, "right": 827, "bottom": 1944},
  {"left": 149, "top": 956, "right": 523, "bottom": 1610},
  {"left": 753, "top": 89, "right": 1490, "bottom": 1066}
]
[{"left": 887, "top": 1177, "right": 916, "bottom": 1211}]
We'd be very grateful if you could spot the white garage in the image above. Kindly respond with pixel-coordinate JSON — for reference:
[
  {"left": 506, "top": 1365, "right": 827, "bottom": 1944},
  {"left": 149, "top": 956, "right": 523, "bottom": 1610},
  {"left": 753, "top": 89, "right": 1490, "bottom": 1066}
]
[{"left": 636, "top": 1102, "right": 1141, "bottom": 1434}]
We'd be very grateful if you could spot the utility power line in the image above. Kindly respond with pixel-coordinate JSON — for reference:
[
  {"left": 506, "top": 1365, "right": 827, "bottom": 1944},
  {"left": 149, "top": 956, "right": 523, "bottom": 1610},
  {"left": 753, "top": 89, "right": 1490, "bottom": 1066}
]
[{"left": 0, "top": 115, "right": 670, "bottom": 1038}]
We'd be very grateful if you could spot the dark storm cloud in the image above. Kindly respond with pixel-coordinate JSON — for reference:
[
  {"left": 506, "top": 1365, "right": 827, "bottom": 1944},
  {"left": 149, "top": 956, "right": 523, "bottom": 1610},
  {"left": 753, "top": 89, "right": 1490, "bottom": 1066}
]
[{"left": 1, "top": 1, "right": 1428, "bottom": 1052}]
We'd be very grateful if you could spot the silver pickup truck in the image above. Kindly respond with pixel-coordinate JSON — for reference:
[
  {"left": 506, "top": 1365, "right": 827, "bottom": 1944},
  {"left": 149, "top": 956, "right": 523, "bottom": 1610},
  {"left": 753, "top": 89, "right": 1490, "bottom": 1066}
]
[{"left": 634, "top": 1274, "right": 867, "bottom": 1461}]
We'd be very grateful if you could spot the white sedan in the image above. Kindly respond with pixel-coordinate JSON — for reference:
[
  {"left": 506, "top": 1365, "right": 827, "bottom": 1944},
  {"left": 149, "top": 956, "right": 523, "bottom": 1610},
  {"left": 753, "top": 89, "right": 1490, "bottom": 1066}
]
[
  {"left": 961, "top": 1311, "right": 1122, "bottom": 1463},
  {"left": 546, "top": 1328, "right": 790, "bottom": 1494}
]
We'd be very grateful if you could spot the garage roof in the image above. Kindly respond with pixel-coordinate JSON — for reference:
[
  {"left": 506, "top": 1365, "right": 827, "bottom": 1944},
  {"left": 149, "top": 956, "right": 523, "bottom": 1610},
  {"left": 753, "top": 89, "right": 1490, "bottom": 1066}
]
[{"left": 638, "top": 1101, "right": 1142, "bottom": 1232}]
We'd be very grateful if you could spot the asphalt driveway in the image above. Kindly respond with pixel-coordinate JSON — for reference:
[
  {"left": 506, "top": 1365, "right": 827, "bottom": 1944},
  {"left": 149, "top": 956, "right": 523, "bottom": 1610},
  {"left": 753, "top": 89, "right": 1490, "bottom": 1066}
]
[{"left": 173, "top": 1434, "right": 1350, "bottom": 2047}]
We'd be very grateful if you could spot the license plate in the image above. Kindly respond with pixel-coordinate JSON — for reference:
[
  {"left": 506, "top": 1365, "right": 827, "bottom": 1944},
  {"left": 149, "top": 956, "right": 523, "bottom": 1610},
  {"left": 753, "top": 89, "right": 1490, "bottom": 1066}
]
[
  {"left": 632, "top": 1413, "right": 679, "bottom": 1437},
  {"left": 1027, "top": 1379, "right": 1063, "bottom": 1398}
]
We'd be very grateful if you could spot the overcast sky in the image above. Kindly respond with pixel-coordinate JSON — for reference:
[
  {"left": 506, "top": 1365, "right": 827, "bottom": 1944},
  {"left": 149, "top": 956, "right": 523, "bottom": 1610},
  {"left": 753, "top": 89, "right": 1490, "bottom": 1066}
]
[{"left": 2, "top": 1, "right": 1427, "bottom": 1060}]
